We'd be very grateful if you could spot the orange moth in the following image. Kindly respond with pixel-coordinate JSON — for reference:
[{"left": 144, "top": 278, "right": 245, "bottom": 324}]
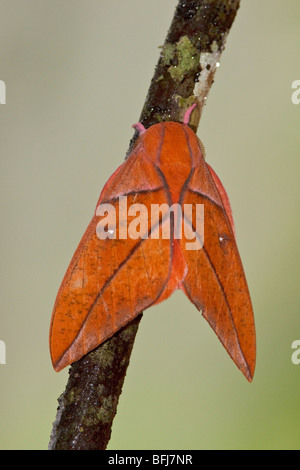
[{"left": 50, "top": 104, "right": 256, "bottom": 381}]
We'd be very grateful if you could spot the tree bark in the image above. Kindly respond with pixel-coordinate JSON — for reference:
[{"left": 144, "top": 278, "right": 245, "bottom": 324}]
[{"left": 49, "top": 0, "right": 241, "bottom": 450}]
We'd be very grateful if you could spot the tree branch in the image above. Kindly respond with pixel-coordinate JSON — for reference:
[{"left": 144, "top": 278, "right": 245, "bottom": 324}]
[{"left": 49, "top": 0, "right": 240, "bottom": 450}]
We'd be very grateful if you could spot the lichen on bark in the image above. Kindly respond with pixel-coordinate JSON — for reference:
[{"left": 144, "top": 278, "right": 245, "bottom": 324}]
[{"left": 137, "top": 0, "right": 240, "bottom": 134}]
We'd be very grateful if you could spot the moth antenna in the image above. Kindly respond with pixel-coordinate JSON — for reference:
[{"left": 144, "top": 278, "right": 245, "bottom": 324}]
[
  {"left": 132, "top": 122, "right": 146, "bottom": 135},
  {"left": 183, "top": 103, "right": 197, "bottom": 125}
]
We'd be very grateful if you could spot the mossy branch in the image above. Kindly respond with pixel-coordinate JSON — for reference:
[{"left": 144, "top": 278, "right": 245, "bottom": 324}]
[{"left": 49, "top": 0, "right": 240, "bottom": 451}]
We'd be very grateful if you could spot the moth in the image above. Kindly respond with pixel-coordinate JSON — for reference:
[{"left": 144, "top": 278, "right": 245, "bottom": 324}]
[{"left": 50, "top": 104, "right": 256, "bottom": 381}]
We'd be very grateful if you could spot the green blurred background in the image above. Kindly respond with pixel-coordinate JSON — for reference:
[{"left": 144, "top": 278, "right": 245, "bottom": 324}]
[{"left": 0, "top": 0, "right": 299, "bottom": 450}]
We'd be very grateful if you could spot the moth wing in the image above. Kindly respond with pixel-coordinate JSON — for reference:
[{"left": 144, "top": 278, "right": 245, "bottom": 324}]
[
  {"left": 50, "top": 143, "right": 172, "bottom": 371},
  {"left": 180, "top": 161, "right": 256, "bottom": 381}
]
